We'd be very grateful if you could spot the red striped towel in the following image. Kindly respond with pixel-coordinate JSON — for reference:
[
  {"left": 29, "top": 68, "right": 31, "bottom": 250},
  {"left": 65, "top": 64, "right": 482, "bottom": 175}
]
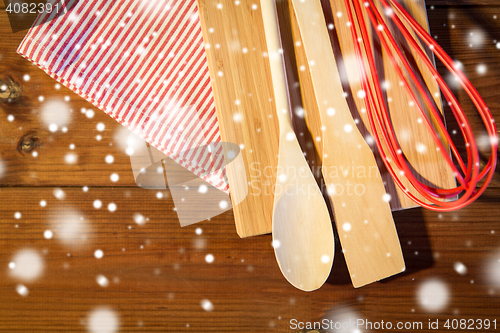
[{"left": 17, "top": 0, "right": 229, "bottom": 193}]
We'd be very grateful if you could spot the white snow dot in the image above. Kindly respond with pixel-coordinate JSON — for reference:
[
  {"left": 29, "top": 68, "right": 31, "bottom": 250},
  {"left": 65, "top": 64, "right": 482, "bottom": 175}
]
[
  {"left": 44, "top": 230, "right": 53, "bottom": 239},
  {"left": 40, "top": 200, "right": 47, "bottom": 207},
  {"left": 9, "top": 249, "right": 44, "bottom": 282},
  {"left": 233, "top": 113, "right": 243, "bottom": 122},
  {"left": 125, "top": 147, "right": 134, "bottom": 156},
  {"left": 272, "top": 239, "right": 281, "bottom": 249},
  {"left": 133, "top": 213, "right": 145, "bottom": 225},
  {"left": 7, "top": 115, "right": 14, "bottom": 122},
  {"left": 198, "top": 185, "right": 208, "bottom": 194},
  {"left": 477, "top": 64, "right": 487, "bottom": 75},
  {"left": 286, "top": 132, "right": 295, "bottom": 141},
  {"left": 294, "top": 106, "right": 305, "bottom": 118},
  {"left": 201, "top": 299, "right": 214, "bottom": 311},
  {"left": 344, "top": 124, "right": 353, "bottom": 133},
  {"left": 195, "top": 228, "right": 203, "bottom": 235},
  {"left": 156, "top": 192, "right": 163, "bottom": 199},
  {"left": 87, "top": 307, "right": 119, "bottom": 333},
  {"left": 16, "top": 284, "right": 29, "bottom": 297},
  {"left": 93, "top": 200, "right": 102, "bottom": 209},
  {"left": 357, "top": 90, "right": 366, "bottom": 98},
  {"left": 343, "top": 222, "right": 352, "bottom": 232},
  {"left": 54, "top": 188, "right": 65, "bottom": 200},
  {"left": 278, "top": 174, "right": 287, "bottom": 183},
  {"left": 23, "top": 74, "right": 30, "bottom": 81},
  {"left": 327, "top": 108, "right": 335, "bottom": 116},
  {"left": 96, "top": 275, "right": 109, "bottom": 287},
  {"left": 321, "top": 255, "right": 330, "bottom": 264},
  {"left": 454, "top": 262, "right": 467, "bottom": 275},
  {"left": 94, "top": 250, "right": 104, "bottom": 259},
  {"left": 96, "top": 123, "right": 105, "bottom": 131},
  {"left": 110, "top": 173, "right": 119, "bottom": 182},
  {"left": 49, "top": 124, "right": 58, "bottom": 132},
  {"left": 416, "top": 143, "right": 428, "bottom": 154},
  {"left": 14, "top": 212, "right": 21, "bottom": 219},
  {"left": 65, "top": 153, "right": 78, "bottom": 164},
  {"left": 105, "top": 155, "right": 114, "bottom": 164},
  {"left": 382, "top": 193, "right": 392, "bottom": 202},
  {"left": 108, "top": 203, "right": 117, "bottom": 212},
  {"left": 219, "top": 200, "right": 228, "bottom": 209},
  {"left": 205, "top": 254, "right": 214, "bottom": 263},
  {"left": 417, "top": 278, "right": 450, "bottom": 312}
]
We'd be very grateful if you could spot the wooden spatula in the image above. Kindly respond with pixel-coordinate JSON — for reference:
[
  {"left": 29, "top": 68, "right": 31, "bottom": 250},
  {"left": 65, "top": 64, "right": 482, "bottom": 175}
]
[
  {"left": 288, "top": 0, "right": 405, "bottom": 287},
  {"left": 260, "top": 0, "right": 334, "bottom": 291}
]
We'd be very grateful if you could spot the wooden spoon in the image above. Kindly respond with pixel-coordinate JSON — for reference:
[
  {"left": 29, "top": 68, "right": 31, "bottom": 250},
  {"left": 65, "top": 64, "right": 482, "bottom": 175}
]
[
  {"left": 288, "top": 0, "right": 405, "bottom": 287},
  {"left": 259, "top": 0, "right": 334, "bottom": 291}
]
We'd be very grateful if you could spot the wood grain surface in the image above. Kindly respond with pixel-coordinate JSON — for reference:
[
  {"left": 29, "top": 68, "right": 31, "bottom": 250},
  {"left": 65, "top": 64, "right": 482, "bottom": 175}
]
[
  {"left": 197, "top": 0, "right": 280, "bottom": 238},
  {"left": 1, "top": 1, "right": 500, "bottom": 332}
]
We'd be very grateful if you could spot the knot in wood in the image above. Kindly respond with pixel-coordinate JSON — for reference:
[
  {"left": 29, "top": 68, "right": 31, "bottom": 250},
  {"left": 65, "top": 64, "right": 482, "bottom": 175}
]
[
  {"left": 17, "top": 133, "right": 41, "bottom": 155},
  {"left": 0, "top": 76, "right": 22, "bottom": 102}
]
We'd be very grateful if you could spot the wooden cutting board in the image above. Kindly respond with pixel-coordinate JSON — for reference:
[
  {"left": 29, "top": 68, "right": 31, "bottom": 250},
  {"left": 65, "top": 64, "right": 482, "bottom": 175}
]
[{"left": 197, "top": 0, "right": 280, "bottom": 237}]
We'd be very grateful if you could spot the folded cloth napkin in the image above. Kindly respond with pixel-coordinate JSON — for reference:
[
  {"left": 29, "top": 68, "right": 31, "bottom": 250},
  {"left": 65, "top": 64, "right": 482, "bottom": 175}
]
[{"left": 17, "top": 0, "right": 229, "bottom": 193}]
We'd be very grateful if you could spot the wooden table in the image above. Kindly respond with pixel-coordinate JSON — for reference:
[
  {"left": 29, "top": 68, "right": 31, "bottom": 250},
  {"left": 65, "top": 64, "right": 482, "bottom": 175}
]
[{"left": 1, "top": 0, "right": 499, "bottom": 332}]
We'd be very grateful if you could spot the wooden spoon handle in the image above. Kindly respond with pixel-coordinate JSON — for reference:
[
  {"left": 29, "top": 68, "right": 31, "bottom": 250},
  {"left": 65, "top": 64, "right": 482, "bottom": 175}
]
[{"left": 260, "top": 0, "right": 294, "bottom": 135}]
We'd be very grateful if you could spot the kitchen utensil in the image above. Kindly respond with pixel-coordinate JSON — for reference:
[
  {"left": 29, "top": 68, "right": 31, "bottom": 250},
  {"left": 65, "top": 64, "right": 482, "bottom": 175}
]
[
  {"left": 344, "top": 0, "right": 497, "bottom": 210},
  {"left": 328, "top": 0, "right": 457, "bottom": 210},
  {"left": 289, "top": 0, "right": 405, "bottom": 288},
  {"left": 259, "top": 0, "right": 335, "bottom": 291}
]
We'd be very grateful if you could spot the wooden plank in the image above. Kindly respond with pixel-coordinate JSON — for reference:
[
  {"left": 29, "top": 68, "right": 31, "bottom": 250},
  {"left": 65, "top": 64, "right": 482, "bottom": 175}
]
[
  {"left": 0, "top": 187, "right": 499, "bottom": 331},
  {"left": 197, "top": 0, "right": 280, "bottom": 237}
]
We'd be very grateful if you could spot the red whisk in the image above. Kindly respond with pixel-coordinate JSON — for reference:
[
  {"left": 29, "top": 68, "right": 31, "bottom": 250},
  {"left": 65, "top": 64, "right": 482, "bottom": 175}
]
[{"left": 343, "top": 0, "right": 498, "bottom": 211}]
